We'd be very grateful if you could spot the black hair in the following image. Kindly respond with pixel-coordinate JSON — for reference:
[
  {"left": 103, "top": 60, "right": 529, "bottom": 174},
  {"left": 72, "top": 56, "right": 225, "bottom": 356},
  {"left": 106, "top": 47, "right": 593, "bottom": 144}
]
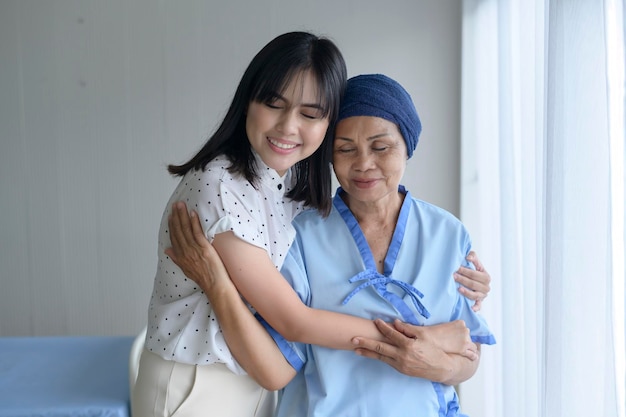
[{"left": 167, "top": 31, "right": 347, "bottom": 216}]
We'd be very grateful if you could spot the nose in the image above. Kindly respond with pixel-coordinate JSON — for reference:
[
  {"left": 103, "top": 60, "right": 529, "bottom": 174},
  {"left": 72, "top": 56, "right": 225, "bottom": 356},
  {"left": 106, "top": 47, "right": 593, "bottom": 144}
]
[
  {"left": 353, "top": 149, "right": 375, "bottom": 171},
  {"left": 276, "top": 110, "right": 299, "bottom": 135}
]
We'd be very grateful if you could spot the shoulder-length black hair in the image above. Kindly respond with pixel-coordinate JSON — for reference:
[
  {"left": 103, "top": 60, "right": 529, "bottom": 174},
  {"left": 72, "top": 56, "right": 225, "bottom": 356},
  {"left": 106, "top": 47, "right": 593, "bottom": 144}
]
[{"left": 168, "top": 31, "right": 347, "bottom": 216}]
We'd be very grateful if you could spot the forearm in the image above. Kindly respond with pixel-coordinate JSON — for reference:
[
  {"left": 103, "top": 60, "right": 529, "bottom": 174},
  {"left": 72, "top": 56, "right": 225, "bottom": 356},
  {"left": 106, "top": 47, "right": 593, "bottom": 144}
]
[
  {"left": 203, "top": 279, "right": 296, "bottom": 390},
  {"left": 214, "top": 234, "right": 386, "bottom": 351},
  {"left": 435, "top": 344, "right": 481, "bottom": 386},
  {"left": 352, "top": 319, "right": 481, "bottom": 384},
  {"left": 392, "top": 344, "right": 480, "bottom": 385},
  {"left": 278, "top": 306, "right": 384, "bottom": 350}
]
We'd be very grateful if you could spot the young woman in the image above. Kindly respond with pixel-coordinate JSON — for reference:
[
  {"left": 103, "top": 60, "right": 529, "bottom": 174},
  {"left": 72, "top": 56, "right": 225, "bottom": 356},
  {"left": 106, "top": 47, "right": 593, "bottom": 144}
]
[{"left": 132, "top": 31, "right": 347, "bottom": 417}]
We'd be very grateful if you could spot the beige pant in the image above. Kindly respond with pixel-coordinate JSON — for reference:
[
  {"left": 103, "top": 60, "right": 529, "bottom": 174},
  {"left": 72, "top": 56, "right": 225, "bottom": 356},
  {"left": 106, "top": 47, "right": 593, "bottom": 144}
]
[{"left": 131, "top": 349, "right": 275, "bottom": 417}]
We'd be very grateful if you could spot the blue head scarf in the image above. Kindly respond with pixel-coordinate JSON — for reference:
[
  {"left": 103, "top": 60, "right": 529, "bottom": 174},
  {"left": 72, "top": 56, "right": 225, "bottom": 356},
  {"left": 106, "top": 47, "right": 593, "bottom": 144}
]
[{"left": 336, "top": 74, "right": 421, "bottom": 159}]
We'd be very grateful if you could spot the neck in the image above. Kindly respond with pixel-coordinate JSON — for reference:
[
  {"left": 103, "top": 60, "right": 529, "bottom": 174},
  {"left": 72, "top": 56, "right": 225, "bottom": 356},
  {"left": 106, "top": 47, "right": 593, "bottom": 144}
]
[
  {"left": 342, "top": 191, "right": 404, "bottom": 227},
  {"left": 342, "top": 190, "right": 404, "bottom": 273}
]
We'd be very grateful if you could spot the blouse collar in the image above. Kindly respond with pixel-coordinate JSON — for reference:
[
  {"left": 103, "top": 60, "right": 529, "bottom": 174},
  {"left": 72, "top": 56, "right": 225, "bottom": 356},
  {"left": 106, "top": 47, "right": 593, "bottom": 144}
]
[{"left": 252, "top": 150, "right": 292, "bottom": 194}]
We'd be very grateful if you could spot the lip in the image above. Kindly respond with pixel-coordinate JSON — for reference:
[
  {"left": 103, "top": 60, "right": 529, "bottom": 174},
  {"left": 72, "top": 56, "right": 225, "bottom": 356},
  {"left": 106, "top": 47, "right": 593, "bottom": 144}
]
[
  {"left": 267, "top": 137, "right": 300, "bottom": 154},
  {"left": 352, "top": 178, "right": 379, "bottom": 188}
]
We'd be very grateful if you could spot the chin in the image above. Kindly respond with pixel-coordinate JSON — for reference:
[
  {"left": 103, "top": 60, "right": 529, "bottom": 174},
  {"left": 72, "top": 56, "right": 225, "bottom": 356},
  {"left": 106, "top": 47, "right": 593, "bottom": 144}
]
[{"left": 267, "top": 162, "right": 291, "bottom": 176}]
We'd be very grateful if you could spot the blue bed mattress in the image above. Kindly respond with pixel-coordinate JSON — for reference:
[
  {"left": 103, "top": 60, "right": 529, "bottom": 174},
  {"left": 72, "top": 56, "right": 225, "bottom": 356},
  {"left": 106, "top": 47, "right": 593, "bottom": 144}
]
[{"left": 0, "top": 336, "right": 133, "bottom": 417}]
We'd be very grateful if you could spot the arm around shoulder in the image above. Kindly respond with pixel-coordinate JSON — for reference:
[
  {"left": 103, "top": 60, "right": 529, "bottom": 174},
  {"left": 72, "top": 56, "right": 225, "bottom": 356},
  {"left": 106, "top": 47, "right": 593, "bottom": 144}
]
[
  {"left": 165, "top": 202, "right": 296, "bottom": 389},
  {"left": 213, "top": 232, "right": 386, "bottom": 351}
]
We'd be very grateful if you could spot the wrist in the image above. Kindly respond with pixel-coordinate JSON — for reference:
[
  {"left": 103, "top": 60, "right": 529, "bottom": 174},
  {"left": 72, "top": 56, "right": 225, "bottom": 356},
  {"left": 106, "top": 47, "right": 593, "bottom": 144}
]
[{"left": 204, "top": 277, "right": 239, "bottom": 302}]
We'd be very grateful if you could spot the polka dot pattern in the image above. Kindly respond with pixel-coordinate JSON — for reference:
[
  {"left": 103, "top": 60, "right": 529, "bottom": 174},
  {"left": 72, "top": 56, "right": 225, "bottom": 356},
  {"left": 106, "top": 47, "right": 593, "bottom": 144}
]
[{"left": 144, "top": 154, "right": 304, "bottom": 370}]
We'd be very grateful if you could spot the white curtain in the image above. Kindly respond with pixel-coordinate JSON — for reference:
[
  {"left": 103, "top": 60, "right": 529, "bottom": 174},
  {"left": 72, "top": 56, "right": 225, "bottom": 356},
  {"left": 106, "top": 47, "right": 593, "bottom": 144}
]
[{"left": 459, "top": 1, "right": 626, "bottom": 416}]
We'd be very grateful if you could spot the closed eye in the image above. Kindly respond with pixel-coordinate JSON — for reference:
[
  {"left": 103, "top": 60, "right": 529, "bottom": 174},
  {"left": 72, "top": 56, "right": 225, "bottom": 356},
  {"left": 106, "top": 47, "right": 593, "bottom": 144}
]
[
  {"left": 265, "top": 102, "right": 282, "bottom": 110},
  {"left": 301, "top": 112, "right": 322, "bottom": 120},
  {"left": 300, "top": 105, "right": 325, "bottom": 120},
  {"left": 263, "top": 94, "right": 285, "bottom": 109}
]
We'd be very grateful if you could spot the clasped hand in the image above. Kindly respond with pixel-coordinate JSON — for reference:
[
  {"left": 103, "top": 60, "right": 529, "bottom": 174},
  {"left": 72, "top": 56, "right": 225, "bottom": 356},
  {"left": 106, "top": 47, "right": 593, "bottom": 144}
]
[{"left": 352, "top": 319, "right": 479, "bottom": 383}]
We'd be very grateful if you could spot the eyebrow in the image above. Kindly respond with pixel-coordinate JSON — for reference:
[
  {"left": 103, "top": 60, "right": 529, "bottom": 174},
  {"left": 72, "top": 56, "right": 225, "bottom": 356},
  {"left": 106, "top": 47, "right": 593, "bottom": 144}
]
[
  {"left": 335, "top": 133, "right": 392, "bottom": 142},
  {"left": 272, "top": 93, "right": 325, "bottom": 111}
]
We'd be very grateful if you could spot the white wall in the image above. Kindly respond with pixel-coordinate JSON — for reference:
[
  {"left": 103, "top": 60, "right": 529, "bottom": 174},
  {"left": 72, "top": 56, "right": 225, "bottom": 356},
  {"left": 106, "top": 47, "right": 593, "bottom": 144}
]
[{"left": 0, "top": 0, "right": 461, "bottom": 337}]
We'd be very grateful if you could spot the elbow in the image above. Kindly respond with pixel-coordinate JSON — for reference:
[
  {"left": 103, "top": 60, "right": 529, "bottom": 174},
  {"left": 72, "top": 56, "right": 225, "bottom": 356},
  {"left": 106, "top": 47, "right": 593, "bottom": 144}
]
[
  {"left": 271, "top": 320, "right": 308, "bottom": 344},
  {"left": 435, "top": 362, "right": 470, "bottom": 385},
  {"left": 439, "top": 364, "right": 471, "bottom": 386},
  {"left": 442, "top": 347, "right": 481, "bottom": 386},
  {"left": 276, "top": 327, "right": 307, "bottom": 344},
  {"left": 259, "top": 377, "right": 286, "bottom": 392},
  {"left": 440, "top": 370, "right": 463, "bottom": 386},
  {"left": 250, "top": 368, "right": 294, "bottom": 391}
]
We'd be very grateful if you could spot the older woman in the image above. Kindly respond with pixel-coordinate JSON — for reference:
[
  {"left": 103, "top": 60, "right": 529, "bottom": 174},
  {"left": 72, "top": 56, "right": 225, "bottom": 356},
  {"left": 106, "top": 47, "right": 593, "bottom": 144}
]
[{"left": 166, "top": 74, "right": 495, "bottom": 416}]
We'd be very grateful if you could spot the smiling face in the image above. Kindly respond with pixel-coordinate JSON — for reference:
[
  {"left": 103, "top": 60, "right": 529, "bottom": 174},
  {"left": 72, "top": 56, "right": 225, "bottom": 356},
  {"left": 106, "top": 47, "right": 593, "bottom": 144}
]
[
  {"left": 333, "top": 116, "right": 408, "bottom": 207},
  {"left": 245, "top": 70, "right": 330, "bottom": 176}
]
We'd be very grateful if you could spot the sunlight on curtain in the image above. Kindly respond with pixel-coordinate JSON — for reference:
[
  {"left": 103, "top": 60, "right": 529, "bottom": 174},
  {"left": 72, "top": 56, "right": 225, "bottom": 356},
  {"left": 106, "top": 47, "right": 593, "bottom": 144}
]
[
  {"left": 459, "top": 0, "right": 626, "bottom": 416},
  {"left": 606, "top": 1, "right": 626, "bottom": 415}
]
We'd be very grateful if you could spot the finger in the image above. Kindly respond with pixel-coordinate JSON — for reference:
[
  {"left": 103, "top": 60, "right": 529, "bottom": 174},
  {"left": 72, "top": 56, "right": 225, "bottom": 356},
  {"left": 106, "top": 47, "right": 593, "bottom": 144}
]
[
  {"left": 168, "top": 202, "right": 192, "bottom": 248},
  {"left": 455, "top": 280, "right": 488, "bottom": 298},
  {"left": 465, "top": 341, "right": 478, "bottom": 360},
  {"left": 457, "top": 285, "right": 487, "bottom": 302},
  {"left": 351, "top": 320, "right": 401, "bottom": 355},
  {"left": 375, "top": 319, "right": 416, "bottom": 345},
  {"left": 390, "top": 319, "right": 422, "bottom": 340},
  {"left": 167, "top": 206, "right": 185, "bottom": 254},
  {"left": 189, "top": 210, "right": 207, "bottom": 247},
  {"left": 471, "top": 298, "right": 483, "bottom": 312},
  {"left": 354, "top": 346, "right": 397, "bottom": 368},
  {"left": 454, "top": 268, "right": 490, "bottom": 293},
  {"left": 466, "top": 251, "right": 485, "bottom": 272},
  {"left": 163, "top": 247, "right": 177, "bottom": 263},
  {"left": 174, "top": 201, "right": 196, "bottom": 246},
  {"left": 188, "top": 211, "right": 220, "bottom": 262},
  {"left": 188, "top": 210, "right": 226, "bottom": 267},
  {"left": 463, "top": 347, "right": 478, "bottom": 361},
  {"left": 352, "top": 336, "right": 396, "bottom": 360},
  {"left": 457, "top": 266, "right": 491, "bottom": 286}
]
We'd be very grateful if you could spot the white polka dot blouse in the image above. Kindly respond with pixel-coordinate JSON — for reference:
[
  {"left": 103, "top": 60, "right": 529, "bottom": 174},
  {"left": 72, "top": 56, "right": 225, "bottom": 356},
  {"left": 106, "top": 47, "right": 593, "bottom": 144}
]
[{"left": 143, "top": 154, "right": 305, "bottom": 373}]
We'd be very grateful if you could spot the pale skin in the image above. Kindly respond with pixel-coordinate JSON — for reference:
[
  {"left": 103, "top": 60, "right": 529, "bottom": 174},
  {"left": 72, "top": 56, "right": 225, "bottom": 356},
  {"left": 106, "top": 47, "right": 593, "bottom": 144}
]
[
  {"left": 245, "top": 70, "right": 331, "bottom": 176},
  {"left": 165, "top": 115, "right": 491, "bottom": 389}
]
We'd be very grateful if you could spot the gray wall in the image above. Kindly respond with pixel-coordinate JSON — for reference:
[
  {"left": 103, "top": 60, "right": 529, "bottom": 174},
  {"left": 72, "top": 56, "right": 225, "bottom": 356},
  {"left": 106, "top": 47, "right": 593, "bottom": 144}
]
[{"left": 0, "top": 0, "right": 461, "bottom": 337}]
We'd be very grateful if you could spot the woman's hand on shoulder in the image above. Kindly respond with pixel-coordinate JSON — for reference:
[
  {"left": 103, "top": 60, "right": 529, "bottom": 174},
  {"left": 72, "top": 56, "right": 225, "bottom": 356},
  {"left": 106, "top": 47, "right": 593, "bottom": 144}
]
[
  {"left": 165, "top": 201, "right": 235, "bottom": 295},
  {"left": 454, "top": 251, "right": 491, "bottom": 311}
]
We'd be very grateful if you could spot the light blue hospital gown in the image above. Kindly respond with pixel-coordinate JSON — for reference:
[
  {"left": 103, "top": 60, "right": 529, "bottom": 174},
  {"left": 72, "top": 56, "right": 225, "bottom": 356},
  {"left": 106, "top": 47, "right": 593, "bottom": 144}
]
[{"left": 263, "top": 186, "right": 496, "bottom": 417}]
